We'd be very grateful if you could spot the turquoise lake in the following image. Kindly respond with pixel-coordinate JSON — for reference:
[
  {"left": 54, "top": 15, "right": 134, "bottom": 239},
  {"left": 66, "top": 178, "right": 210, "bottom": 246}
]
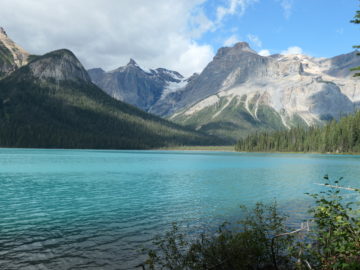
[{"left": 0, "top": 149, "right": 360, "bottom": 269}]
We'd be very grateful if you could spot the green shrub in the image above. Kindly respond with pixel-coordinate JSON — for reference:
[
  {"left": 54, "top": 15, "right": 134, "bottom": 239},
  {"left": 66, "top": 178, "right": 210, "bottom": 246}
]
[
  {"left": 143, "top": 176, "right": 360, "bottom": 270},
  {"left": 145, "top": 202, "right": 294, "bottom": 270},
  {"left": 305, "top": 176, "right": 360, "bottom": 269}
]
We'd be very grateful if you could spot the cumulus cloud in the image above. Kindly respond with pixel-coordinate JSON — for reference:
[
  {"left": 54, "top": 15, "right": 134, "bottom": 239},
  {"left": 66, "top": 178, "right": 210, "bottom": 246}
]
[
  {"left": 281, "top": 46, "right": 303, "bottom": 55},
  {"left": 247, "top": 34, "right": 262, "bottom": 48},
  {"left": 258, "top": 49, "right": 271, "bottom": 56},
  {"left": 223, "top": 34, "right": 240, "bottom": 46},
  {"left": 0, "top": 0, "right": 214, "bottom": 76}
]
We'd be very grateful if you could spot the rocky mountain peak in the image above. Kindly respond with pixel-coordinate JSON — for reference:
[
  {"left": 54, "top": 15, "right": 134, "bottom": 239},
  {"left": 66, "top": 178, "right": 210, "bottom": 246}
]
[
  {"left": 215, "top": 41, "right": 256, "bottom": 59},
  {"left": 88, "top": 61, "right": 187, "bottom": 111},
  {"left": 0, "top": 27, "right": 7, "bottom": 37},
  {"left": 127, "top": 58, "right": 138, "bottom": 66},
  {"left": 28, "top": 49, "right": 91, "bottom": 82},
  {"left": 234, "top": 42, "right": 250, "bottom": 50},
  {"left": 0, "top": 27, "right": 29, "bottom": 69}
]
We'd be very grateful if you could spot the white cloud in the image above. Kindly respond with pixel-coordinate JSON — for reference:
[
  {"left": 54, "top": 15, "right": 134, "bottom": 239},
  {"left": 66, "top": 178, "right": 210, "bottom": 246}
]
[
  {"left": 223, "top": 34, "right": 240, "bottom": 46},
  {"left": 189, "top": 8, "right": 215, "bottom": 38},
  {"left": 281, "top": 46, "right": 303, "bottom": 55},
  {"left": 0, "top": 0, "right": 213, "bottom": 76},
  {"left": 216, "top": 0, "right": 259, "bottom": 24},
  {"left": 258, "top": 49, "right": 271, "bottom": 56},
  {"left": 277, "top": 0, "right": 293, "bottom": 19},
  {"left": 247, "top": 34, "right": 262, "bottom": 48}
]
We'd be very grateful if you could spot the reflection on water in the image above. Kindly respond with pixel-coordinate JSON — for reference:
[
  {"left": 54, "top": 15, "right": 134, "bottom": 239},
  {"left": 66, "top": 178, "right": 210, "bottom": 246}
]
[{"left": 0, "top": 149, "right": 359, "bottom": 269}]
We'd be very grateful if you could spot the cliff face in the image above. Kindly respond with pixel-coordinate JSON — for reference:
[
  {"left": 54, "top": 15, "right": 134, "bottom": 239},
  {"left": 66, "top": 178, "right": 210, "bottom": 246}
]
[
  {"left": 155, "top": 43, "right": 360, "bottom": 142},
  {"left": 28, "top": 49, "right": 91, "bottom": 82},
  {"left": 0, "top": 27, "right": 29, "bottom": 77},
  {"left": 88, "top": 60, "right": 185, "bottom": 111}
]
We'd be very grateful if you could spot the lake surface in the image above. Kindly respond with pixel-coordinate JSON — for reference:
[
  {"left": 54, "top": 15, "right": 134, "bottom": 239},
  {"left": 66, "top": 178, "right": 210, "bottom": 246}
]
[{"left": 0, "top": 149, "right": 359, "bottom": 269}]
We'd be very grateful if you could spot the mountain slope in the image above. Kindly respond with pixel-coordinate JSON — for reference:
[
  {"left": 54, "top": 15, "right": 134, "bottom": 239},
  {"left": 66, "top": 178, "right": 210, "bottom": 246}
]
[
  {"left": 0, "top": 27, "right": 29, "bottom": 78},
  {"left": 0, "top": 49, "right": 221, "bottom": 149},
  {"left": 155, "top": 42, "right": 360, "bottom": 142},
  {"left": 88, "top": 60, "right": 186, "bottom": 112}
]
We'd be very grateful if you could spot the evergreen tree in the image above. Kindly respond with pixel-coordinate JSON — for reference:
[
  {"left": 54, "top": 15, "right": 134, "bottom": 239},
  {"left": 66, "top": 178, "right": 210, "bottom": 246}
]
[{"left": 351, "top": 0, "right": 360, "bottom": 76}]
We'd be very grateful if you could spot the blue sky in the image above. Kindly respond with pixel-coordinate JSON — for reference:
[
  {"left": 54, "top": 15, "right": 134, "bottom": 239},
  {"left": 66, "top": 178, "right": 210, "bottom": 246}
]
[
  {"left": 195, "top": 0, "right": 359, "bottom": 57},
  {"left": 1, "top": 0, "right": 359, "bottom": 76}
]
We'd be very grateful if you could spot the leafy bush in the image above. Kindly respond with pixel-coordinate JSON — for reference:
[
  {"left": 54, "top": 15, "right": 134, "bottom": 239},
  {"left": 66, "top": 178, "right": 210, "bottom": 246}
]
[
  {"left": 145, "top": 202, "right": 294, "bottom": 270},
  {"left": 143, "top": 176, "right": 360, "bottom": 270},
  {"left": 305, "top": 176, "right": 360, "bottom": 269}
]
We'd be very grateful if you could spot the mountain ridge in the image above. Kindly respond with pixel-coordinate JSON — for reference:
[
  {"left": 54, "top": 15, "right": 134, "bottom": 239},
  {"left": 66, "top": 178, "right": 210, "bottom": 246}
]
[
  {"left": 2, "top": 26, "right": 359, "bottom": 145},
  {"left": 152, "top": 42, "right": 360, "bottom": 142},
  {"left": 88, "top": 60, "right": 186, "bottom": 111},
  {"left": 0, "top": 30, "right": 221, "bottom": 149}
]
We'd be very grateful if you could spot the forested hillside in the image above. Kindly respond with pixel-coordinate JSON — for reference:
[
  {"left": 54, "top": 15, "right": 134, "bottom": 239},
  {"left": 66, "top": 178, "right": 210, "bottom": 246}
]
[
  {"left": 0, "top": 50, "right": 221, "bottom": 149},
  {"left": 235, "top": 110, "right": 360, "bottom": 153}
]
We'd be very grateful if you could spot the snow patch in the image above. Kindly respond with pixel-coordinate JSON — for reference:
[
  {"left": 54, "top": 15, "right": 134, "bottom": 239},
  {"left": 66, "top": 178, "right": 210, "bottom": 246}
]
[
  {"left": 160, "top": 69, "right": 184, "bottom": 80},
  {"left": 161, "top": 80, "right": 188, "bottom": 99}
]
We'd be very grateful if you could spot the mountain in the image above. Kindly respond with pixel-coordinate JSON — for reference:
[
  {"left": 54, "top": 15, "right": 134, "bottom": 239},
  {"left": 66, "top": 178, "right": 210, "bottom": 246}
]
[
  {"left": 0, "top": 48, "right": 220, "bottom": 149},
  {"left": 88, "top": 59, "right": 187, "bottom": 112},
  {"left": 0, "top": 27, "right": 29, "bottom": 78},
  {"left": 151, "top": 42, "right": 360, "bottom": 142}
]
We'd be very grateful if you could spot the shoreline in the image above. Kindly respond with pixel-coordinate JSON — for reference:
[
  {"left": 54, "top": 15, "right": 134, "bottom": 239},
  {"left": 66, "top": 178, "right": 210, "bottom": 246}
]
[
  {"left": 234, "top": 150, "right": 360, "bottom": 156},
  {"left": 1, "top": 146, "right": 359, "bottom": 155},
  {"left": 154, "top": 145, "right": 235, "bottom": 152}
]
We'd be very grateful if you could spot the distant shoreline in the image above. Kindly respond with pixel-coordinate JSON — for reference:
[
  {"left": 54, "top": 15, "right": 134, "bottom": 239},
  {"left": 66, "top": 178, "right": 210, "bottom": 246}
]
[
  {"left": 155, "top": 145, "right": 235, "bottom": 152},
  {"left": 1, "top": 147, "right": 359, "bottom": 155},
  {"left": 234, "top": 150, "right": 360, "bottom": 156},
  {"left": 0, "top": 146, "right": 236, "bottom": 152}
]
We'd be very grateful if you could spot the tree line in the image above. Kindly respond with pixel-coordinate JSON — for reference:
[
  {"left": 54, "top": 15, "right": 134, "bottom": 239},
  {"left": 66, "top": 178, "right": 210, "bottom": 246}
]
[{"left": 235, "top": 111, "right": 360, "bottom": 153}]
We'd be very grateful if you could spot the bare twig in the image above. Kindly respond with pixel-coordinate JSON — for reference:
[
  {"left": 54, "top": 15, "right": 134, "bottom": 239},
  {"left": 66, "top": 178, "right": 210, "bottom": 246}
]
[
  {"left": 271, "top": 221, "right": 310, "bottom": 270},
  {"left": 314, "top": 183, "right": 360, "bottom": 192}
]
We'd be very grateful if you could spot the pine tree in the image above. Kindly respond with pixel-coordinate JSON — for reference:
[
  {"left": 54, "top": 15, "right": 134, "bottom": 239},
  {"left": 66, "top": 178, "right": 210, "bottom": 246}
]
[{"left": 351, "top": 1, "right": 360, "bottom": 76}]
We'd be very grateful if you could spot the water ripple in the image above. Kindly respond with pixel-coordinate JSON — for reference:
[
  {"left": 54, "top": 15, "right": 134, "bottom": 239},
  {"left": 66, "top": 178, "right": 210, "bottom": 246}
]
[{"left": 0, "top": 149, "right": 360, "bottom": 269}]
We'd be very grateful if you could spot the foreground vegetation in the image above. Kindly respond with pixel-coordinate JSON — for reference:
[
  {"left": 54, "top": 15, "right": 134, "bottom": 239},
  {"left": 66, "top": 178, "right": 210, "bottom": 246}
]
[
  {"left": 143, "top": 176, "right": 360, "bottom": 269},
  {"left": 235, "top": 111, "right": 360, "bottom": 153}
]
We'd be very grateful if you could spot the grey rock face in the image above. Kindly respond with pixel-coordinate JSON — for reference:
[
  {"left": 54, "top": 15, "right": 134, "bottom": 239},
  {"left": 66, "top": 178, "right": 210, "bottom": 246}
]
[
  {"left": 88, "top": 59, "right": 185, "bottom": 111},
  {"left": 160, "top": 42, "right": 360, "bottom": 141},
  {"left": 29, "top": 49, "right": 91, "bottom": 82},
  {"left": 151, "top": 42, "right": 278, "bottom": 116},
  {"left": 321, "top": 51, "right": 360, "bottom": 78},
  {"left": 309, "top": 81, "right": 354, "bottom": 120}
]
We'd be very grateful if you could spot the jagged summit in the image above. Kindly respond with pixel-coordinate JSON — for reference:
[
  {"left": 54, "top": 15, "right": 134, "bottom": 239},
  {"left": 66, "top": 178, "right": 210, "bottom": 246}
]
[
  {"left": 88, "top": 60, "right": 186, "bottom": 111},
  {"left": 127, "top": 58, "right": 138, "bottom": 66}
]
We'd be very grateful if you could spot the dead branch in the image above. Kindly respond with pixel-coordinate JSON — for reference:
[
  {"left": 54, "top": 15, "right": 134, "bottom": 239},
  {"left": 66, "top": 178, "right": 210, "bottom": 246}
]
[{"left": 314, "top": 183, "right": 360, "bottom": 192}]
